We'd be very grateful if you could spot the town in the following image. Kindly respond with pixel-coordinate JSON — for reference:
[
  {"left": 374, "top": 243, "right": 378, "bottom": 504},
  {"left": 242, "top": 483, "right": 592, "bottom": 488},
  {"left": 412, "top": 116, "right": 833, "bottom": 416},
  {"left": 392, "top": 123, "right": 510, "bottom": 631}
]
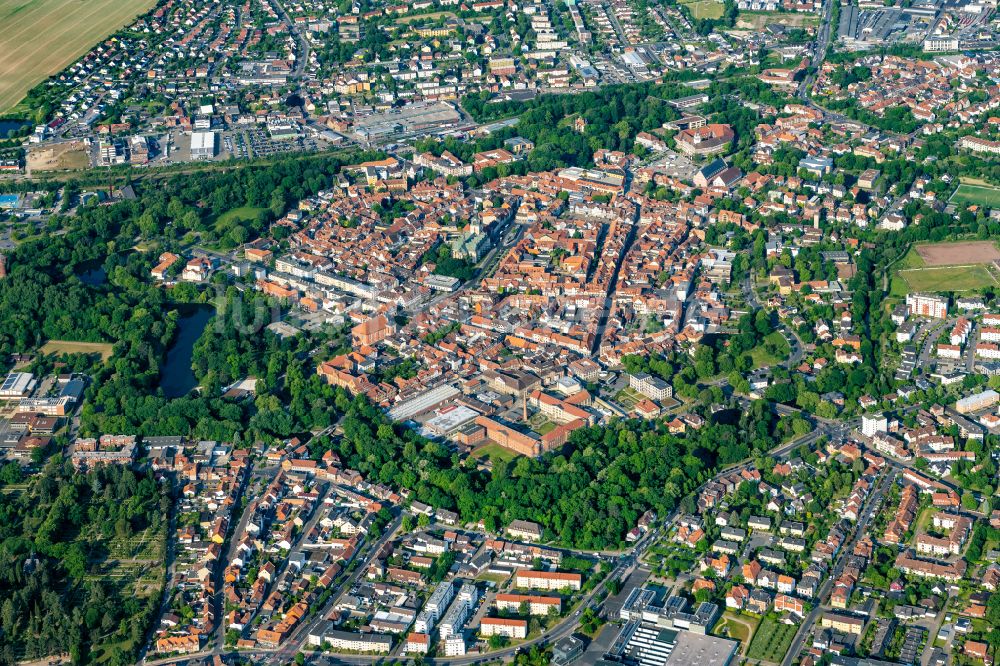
[{"left": 0, "top": 0, "right": 999, "bottom": 661}]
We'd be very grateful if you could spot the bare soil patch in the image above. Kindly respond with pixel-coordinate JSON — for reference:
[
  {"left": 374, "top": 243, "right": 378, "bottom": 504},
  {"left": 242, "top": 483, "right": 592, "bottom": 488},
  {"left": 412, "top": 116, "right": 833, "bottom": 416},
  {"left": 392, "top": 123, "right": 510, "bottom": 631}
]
[{"left": 915, "top": 241, "right": 1000, "bottom": 266}]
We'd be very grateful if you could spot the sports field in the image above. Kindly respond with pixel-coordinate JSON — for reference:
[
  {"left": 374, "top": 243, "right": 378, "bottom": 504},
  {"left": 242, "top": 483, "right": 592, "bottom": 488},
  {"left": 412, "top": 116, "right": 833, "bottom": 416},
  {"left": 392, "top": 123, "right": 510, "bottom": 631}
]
[
  {"left": 0, "top": 0, "right": 157, "bottom": 113},
  {"left": 892, "top": 241, "right": 1000, "bottom": 295},
  {"left": 899, "top": 265, "right": 999, "bottom": 293},
  {"left": 950, "top": 183, "right": 1000, "bottom": 208}
]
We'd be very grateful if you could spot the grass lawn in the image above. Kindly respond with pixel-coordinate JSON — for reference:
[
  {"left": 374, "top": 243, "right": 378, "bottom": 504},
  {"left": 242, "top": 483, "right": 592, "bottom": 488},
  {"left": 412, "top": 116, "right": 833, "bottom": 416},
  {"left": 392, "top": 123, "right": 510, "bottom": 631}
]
[
  {"left": 216, "top": 206, "right": 267, "bottom": 227},
  {"left": 536, "top": 420, "right": 557, "bottom": 435},
  {"left": 749, "top": 331, "right": 790, "bottom": 368},
  {"left": 472, "top": 442, "right": 519, "bottom": 463},
  {"left": 395, "top": 10, "right": 456, "bottom": 23},
  {"left": 475, "top": 571, "right": 512, "bottom": 583},
  {"left": 680, "top": 0, "right": 725, "bottom": 18},
  {"left": 950, "top": 183, "right": 1000, "bottom": 208},
  {"left": 912, "top": 505, "right": 936, "bottom": 539},
  {"left": 0, "top": 0, "right": 157, "bottom": 112},
  {"left": 716, "top": 611, "right": 760, "bottom": 652},
  {"left": 747, "top": 615, "right": 797, "bottom": 662},
  {"left": 897, "top": 264, "right": 999, "bottom": 293},
  {"left": 895, "top": 246, "right": 926, "bottom": 270},
  {"left": 40, "top": 340, "right": 115, "bottom": 361},
  {"left": 614, "top": 386, "right": 644, "bottom": 410}
]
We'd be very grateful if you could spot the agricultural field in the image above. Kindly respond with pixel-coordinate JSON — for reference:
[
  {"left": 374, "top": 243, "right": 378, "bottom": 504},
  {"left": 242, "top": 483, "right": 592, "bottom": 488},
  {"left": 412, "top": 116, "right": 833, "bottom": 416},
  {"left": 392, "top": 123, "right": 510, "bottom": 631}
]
[
  {"left": 892, "top": 241, "right": 1000, "bottom": 295},
  {"left": 746, "top": 615, "right": 797, "bottom": 662},
  {"left": 950, "top": 182, "right": 1000, "bottom": 208},
  {"left": 0, "top": 0, "right": 157, "bottom": 113}
]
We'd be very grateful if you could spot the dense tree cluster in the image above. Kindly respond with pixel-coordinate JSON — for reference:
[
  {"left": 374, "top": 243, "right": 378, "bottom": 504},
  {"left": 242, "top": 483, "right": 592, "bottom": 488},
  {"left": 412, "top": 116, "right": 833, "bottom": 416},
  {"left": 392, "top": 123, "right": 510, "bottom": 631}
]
[
  {"left": 0, "top": 461, "right": 168, "bottom": 666},
  {"left": 317, "top": 393, "right": 781, "bottom": 549},
  {"left": 462, "top": 82, "right": 696, "bottom": 167}
]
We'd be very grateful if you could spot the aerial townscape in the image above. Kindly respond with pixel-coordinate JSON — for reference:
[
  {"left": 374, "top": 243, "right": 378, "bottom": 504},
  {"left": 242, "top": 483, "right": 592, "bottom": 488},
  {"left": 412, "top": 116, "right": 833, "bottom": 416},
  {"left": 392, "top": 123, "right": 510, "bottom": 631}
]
[{"left": 2, "top": 0, "right": 1000, "bottom": 663}]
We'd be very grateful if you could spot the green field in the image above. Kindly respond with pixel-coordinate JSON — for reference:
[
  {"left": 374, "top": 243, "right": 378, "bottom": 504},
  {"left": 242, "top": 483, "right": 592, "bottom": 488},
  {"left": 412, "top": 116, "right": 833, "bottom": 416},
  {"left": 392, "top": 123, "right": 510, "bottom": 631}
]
[
  {"left": 890, "top": 242, "right": 1000, "bottom": 296},
  {"left": 0, "top": 0, "right": 158, "bottom": 113},
  {"left": 746, "top": 616, "right": 797, "bottom": 662},
  {"left": 680, "top": 0, "right": 725, "bottom": 18},
  {"left": 749, "top": 331, "right": 790, "bottom": 368},
  {"left": 716, "top": 611, "right": 760, "bottom": 652},
  {"left": 472, "top": 442, "right": 519, "bottom": 463},
  {"left": 896, "top": 264, "right": 999, "bottom": 294},
  {"left": 951, "top": 183, "right": 1000, "bottom": 208},
  {"left": 216, "top": 206, "right": 267, "bottom": 226}
]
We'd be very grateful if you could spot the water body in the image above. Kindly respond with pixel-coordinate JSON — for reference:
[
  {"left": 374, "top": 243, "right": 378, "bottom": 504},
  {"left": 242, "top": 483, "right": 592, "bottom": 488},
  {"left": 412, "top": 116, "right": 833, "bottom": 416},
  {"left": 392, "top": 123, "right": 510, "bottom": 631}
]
[
  {"left": 0, "top": 119, "right": 30, "bottom": 137},
  {"left": 76, "top": 260, "right": 107, "bottom": 286},
  {"left": 160, "top": 305, "right": 214, "bottom": 398}
]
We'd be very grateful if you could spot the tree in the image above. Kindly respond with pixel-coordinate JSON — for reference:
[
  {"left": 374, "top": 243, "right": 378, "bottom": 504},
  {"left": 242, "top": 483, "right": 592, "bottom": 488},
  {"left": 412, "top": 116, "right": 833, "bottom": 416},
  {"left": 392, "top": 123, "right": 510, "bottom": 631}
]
[{"left": 0, "top": 462, "right": 21, "bottom": 485}]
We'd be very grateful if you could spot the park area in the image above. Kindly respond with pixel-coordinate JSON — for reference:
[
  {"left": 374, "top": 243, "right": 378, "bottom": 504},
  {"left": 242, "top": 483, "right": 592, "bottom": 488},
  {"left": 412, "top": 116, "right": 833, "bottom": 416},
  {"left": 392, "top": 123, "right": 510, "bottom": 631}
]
[
  {"left": 749, "top": 331, "right": 790, "bottom": 367},
  {"left": 715, "top": 611, "right": 760, "bottom": 655},
  {"left": 950, "top": 182, "right": 1000, "bottom": 209},
  {"left": 892, "top": 241, "right": 1000, "bottom": 296},
  {"left": 0, "top": 0, "right": 156, "bottom": 112},
  {"left": 746, "top": 615, "right": 797, "bottom": 662}
]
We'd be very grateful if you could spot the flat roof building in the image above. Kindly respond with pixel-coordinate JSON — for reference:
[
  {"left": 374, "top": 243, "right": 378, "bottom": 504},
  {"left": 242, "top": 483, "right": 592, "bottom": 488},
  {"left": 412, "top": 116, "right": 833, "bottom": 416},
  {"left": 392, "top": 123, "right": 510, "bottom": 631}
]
[
  {"left": 0, "top": 372, "right": 35, "bottom": 398},
  {"left": 190, "top": 131, "right": 216, "bottom": 160}
]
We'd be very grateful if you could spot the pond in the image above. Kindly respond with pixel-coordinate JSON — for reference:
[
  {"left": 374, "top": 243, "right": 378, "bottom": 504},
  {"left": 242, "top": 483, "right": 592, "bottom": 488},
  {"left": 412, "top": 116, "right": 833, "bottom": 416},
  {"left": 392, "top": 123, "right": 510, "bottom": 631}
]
[
  {"left": 0, "top": 119, "right": 31, "bottom": 137},
  {"left": 76, "top": 259, "right": 107, "bottom": 286},
  {"left": 160, "top": 304, "right": 215, "bottom": 398}
]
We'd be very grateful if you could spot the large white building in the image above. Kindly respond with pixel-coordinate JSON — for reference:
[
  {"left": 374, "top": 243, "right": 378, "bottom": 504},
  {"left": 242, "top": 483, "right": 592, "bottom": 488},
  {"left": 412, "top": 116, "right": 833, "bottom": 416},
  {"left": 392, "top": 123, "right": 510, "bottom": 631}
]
[
  {"left": 414, "top": 582, "right": 454, "bottom": 633},
  {"left": 439, "top": 583, "right": 478, "bottom": 640},
  {"left": 307, "top": 629, "right": 392, "bottom": 653},
  {"left": 955, "top": 389, "right": 999, "bottom": 414},
  {"left": 444, "top": 635, "right": 467, "bottom": 656},
  {"left": 906, "top": 293, "right": 948, "bottom": 319},
  {"left": 629, "top": 372, "right": 673, "bottom": 401},
  {"left": 190, "top": 130, "right": 217, "bottom": 160},
  {"left": 514, "top": 570, "right": 583, "bottom": 591},
  {"left": 0, "top": 372, "right": 35, "bottom": 398},
  {"left": 480, "top": 618, "right": 528, "bottom": 639},
  {"left": 495, "top": 593, "right": 562, "bottom": 616},
  {"left": 861, "top": 413, "right": 888, "bottom": 438}
]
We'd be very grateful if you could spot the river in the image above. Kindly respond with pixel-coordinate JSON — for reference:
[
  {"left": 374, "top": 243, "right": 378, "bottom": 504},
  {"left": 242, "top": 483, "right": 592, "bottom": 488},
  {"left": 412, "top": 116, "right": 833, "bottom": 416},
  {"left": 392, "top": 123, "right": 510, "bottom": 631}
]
[{"left": 160, "top": 305, "right": 214, "bottom": 398}]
